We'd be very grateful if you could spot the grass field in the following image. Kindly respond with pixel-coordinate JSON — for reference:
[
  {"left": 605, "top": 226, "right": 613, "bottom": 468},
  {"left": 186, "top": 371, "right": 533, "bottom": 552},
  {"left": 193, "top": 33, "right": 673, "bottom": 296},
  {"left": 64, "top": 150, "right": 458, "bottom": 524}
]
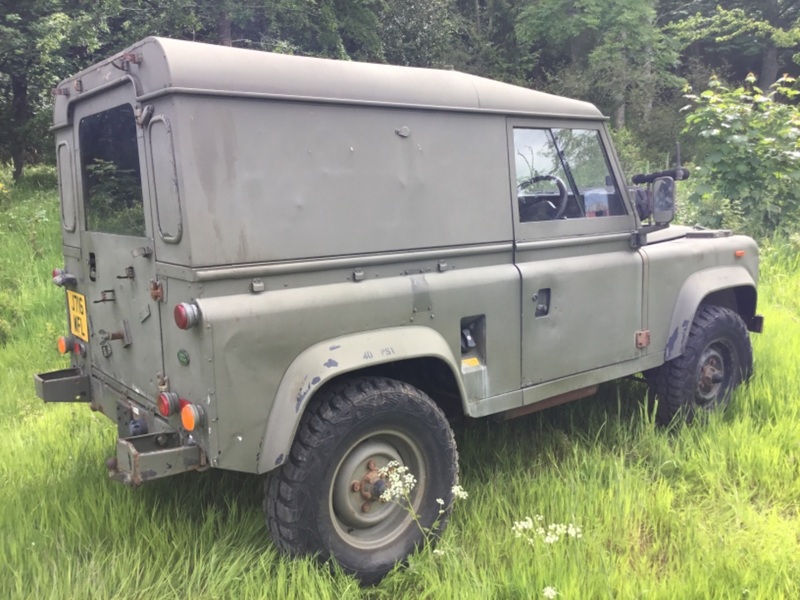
[{"left": 1, "top": 171, "right": 798, "bottom": 599}]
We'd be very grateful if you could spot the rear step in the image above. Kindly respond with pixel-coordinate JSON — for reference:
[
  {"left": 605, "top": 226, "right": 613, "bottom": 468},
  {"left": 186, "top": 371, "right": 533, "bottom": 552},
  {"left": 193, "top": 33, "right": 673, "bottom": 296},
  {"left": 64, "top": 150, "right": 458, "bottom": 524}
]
[
  {"left": 106, "top": 431, "right": 207, "bottom": 487},
  {"left": 35, "top": 368, "right": 91, "bottom": 402}
]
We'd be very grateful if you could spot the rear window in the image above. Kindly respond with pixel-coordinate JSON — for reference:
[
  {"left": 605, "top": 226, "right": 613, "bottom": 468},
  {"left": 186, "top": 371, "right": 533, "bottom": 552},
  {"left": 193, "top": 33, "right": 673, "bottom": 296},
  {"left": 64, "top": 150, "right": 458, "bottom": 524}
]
[{"left": 79, "top": 104, "right": 145, "bottom": 236}]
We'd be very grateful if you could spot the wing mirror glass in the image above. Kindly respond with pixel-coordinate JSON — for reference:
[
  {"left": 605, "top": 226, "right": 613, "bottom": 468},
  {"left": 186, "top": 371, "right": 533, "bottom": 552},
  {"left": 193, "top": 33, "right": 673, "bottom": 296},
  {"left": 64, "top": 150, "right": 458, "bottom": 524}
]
[{"left": 652, "top": 176, "right": 675, "bottom": 225}]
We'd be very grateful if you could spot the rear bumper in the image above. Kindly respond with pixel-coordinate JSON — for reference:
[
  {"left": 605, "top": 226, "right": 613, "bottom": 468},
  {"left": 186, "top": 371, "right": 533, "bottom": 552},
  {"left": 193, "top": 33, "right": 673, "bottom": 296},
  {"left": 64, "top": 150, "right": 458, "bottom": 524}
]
[
  {"left": 34, "top": 368, "right": 91, "bottom": 402},
  {"left": 36, "top": 368, "right": 208, "bottom": 486},
  {"left": 107, "top": 431, "right": 207, "bottom": 487}
]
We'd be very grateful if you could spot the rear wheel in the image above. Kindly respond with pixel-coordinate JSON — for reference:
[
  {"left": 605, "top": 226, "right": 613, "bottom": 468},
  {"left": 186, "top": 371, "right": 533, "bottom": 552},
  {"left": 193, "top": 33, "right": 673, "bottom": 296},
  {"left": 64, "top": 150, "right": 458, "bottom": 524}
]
[
  {"left": 264, "top": 376, "right": 458, "bottom": 583},
  {"left": 649, "top": 304, "right": 753, "bottom": 425}
]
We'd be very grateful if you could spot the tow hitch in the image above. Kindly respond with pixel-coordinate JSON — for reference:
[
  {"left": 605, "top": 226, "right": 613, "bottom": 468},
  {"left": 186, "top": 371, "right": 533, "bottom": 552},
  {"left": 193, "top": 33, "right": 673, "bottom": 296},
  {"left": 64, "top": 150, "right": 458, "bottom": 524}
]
[{"left": 105, "top": 431, "right": 207, "bottom": 487}]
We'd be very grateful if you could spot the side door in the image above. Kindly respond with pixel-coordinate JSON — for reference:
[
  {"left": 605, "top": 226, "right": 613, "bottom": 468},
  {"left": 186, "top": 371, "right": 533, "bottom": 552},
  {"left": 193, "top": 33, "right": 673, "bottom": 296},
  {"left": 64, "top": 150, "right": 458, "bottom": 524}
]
[
  {"left": 509, "top": 120, "right": 644, "bottom": 392},
  {"left": 71, "top": 83, "right": 165, "bottom": 395}
]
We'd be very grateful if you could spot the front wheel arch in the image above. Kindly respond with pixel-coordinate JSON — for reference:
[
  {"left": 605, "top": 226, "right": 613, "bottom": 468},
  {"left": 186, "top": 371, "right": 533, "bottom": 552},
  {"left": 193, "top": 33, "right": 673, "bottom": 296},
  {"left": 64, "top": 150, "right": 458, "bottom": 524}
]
[{"left": 664, "top": 267, "right": 757, "bottom": 361}]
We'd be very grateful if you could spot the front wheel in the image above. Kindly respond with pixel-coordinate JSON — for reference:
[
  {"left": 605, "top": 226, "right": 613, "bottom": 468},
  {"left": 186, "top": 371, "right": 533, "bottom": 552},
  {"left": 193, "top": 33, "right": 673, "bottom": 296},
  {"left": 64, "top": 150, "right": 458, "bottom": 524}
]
[
  {"left": 649, "top": 304, "right": 753, "bottom": 425},
  {"left": 264, "top": 376, "right": 458, "bottom": 583}
]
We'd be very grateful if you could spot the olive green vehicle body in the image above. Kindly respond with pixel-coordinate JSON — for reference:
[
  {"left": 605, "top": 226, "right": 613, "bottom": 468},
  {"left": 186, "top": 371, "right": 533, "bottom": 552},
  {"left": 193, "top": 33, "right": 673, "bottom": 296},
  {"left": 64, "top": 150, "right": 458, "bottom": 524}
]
[{"left": 37, "top": 37, "right": 760, "bottom": 484}]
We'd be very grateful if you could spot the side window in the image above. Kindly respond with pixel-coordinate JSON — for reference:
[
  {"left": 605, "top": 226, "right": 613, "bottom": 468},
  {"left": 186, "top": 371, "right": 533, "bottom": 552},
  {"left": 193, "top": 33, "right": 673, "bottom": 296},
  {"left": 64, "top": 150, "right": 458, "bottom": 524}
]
[
  {"left": 514, "top": 127, "right": 624, "bottom": 222},
  {"left": 79, "top": 104, "right": 146, "bottom": 237}
]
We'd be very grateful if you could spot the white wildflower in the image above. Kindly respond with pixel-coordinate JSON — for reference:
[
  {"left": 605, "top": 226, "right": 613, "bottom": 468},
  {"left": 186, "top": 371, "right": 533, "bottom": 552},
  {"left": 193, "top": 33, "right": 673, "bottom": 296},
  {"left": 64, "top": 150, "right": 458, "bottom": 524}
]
[
  {"left": 378, "top": 460, "right": 416, "bottom": 502},
  {"left": 512, "top": 515, "right": 584, "bottom": 546},
  {"left": 451, "top": 485, "right": 469, "bottom": 500},
  {"left": 567, "top": 523, "right": 582, "bottom": 539},
  {"left": 436, "top": 498, "right": 445, "bottom": 505},
  {"left": 432, "top": 548, "right": 446, "bottom": 556},
  {"left": 543, "top": 585, "right": 558, "bottom": 599}
]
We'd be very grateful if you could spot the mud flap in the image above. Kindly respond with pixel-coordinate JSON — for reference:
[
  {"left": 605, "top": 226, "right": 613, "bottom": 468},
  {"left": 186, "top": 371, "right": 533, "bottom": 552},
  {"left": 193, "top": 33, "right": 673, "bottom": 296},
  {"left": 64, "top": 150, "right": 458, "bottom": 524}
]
[{"left": 107, "top": 431, "right": 206, "bottom": 487}]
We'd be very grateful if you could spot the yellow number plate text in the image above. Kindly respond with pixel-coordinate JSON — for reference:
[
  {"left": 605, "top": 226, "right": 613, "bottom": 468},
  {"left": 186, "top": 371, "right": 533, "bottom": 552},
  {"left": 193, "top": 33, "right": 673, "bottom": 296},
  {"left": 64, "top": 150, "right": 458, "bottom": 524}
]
[{"left": 67, "top": 290, "right": 89, "bottom": 342}]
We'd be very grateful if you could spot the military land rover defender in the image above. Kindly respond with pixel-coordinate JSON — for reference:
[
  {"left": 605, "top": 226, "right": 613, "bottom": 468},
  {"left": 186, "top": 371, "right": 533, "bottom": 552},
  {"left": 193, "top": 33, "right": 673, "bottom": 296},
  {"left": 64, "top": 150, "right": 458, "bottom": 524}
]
[{"left": 36, "top": 37, "right": 763, "bottom": 582}]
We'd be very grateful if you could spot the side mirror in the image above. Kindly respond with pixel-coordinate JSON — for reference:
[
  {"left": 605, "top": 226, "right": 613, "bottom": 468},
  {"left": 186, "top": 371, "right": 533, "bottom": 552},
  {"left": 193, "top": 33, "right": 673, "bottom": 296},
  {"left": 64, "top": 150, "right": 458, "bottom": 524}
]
[{"left": 652, "top": 177, "right": 675, "bottom": 225}]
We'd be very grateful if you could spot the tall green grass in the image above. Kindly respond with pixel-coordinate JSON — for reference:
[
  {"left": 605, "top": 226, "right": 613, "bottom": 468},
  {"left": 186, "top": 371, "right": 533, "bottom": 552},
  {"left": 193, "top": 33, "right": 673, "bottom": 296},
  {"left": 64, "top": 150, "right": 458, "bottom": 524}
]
[{"left": 1, "top": 172, "right": 798, "bottom": 599}]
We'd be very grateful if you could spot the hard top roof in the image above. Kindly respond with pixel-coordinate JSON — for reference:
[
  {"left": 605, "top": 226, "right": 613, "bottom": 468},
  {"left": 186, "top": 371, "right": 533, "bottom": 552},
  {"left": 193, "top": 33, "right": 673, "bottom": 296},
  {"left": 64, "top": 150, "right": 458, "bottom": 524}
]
[{"left": 54, "top": 37, "right": 605, "bottom": 124}]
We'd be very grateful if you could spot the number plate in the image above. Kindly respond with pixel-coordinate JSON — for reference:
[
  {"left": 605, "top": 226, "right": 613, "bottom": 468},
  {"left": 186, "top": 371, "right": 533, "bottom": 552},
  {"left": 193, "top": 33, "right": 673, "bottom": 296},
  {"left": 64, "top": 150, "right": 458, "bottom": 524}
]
[{"left": 67, "top": 290, "right": 89, "bottom": 342}]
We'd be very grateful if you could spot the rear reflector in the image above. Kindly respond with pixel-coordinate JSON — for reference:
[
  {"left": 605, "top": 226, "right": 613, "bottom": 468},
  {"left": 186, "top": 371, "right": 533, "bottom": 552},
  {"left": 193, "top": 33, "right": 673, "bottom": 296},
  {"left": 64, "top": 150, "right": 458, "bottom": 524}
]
[{"left": 174, "top": 302, "right": 200, "bottom": 330}]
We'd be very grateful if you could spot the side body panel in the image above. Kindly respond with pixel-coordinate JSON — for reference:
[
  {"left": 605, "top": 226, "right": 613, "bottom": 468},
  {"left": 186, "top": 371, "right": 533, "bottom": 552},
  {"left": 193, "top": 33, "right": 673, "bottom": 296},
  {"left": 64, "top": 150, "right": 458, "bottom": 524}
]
[
  {"left": 641, "top": 235, "right": 759, "bottom": 361},
  {"left": 170, "top": 97, "right": 512, "bottom": 265},
  {"left": 184, "top": 258, "right": 520, "bottom": 473}
]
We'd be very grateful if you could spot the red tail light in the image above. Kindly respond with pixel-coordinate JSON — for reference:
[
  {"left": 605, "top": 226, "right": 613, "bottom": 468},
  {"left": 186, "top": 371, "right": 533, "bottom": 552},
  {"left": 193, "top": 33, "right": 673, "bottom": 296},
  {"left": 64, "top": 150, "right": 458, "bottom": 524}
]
[
  {"left": 174, "top": 302, "right": 200, "bottom": 330},
  {"left": 157, "top": 392, "right": 180, "bottom": 417}
]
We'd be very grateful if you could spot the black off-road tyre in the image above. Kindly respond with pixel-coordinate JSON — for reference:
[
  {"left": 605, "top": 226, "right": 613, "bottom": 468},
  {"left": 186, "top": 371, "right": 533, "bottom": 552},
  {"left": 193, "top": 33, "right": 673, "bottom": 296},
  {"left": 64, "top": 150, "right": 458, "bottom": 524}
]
[
  {"left": 649, "top": 304, "right": 753, "bottom": 425},
  {"left": 264, "top": 376, "right": 458, "bottom": 584}
]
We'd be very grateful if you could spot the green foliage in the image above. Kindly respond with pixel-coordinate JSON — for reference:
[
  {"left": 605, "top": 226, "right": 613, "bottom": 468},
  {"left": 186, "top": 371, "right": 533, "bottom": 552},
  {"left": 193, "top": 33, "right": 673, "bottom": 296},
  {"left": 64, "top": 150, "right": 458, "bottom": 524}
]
[
  {"left": 516, "top": 0, "right": 681, "bottom": 129},
  {"left": 665, "top": 2, "right": 800, "bottom": 78},
  {"left": 84, "top": 160, "right": 145, "bottom": 236},
  {"left": 610, "top": 127, "right": 651, "bottom": 179},
  {"left": 682, "top": 74, "right": 800, "bottom": 237}
]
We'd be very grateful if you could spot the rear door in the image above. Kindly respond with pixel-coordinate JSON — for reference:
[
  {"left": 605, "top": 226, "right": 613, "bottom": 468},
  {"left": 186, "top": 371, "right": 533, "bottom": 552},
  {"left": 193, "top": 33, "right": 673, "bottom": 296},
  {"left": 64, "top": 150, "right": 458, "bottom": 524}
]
[{"left": 72, "top": 83, "right": 164, "bottom": 395}]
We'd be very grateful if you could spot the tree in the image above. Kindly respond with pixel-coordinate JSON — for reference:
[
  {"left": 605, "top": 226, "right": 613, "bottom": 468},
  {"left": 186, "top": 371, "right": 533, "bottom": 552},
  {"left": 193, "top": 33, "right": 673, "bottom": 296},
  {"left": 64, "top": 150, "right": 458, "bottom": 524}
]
[
  {"left": 0, "top": 1, "right": 118, "bottom": 179},
  {"left": 516, "top": 0, "right": 679, "bottom": 129},
  {"left": 663, "top": 0, "right": 800, "bottom": 88}
]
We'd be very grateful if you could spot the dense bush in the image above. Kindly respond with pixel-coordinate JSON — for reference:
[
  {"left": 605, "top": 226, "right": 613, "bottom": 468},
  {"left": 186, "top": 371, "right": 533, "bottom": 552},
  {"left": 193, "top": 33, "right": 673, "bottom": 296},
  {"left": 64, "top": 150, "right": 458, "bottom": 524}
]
[{"left": 682, "top": 74, "right": 800, "bottom": 238}]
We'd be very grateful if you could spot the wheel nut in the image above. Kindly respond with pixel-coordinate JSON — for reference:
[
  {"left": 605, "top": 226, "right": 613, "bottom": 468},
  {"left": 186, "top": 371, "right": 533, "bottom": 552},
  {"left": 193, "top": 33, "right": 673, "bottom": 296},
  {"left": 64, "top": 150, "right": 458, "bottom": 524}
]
[
  {"left": 361, "top": 502, "right": 371, "bottom": 513},
  {"left": 351, "top": 480, "right": 361, "bottom": 492},
  {"left": 367, "top": 459, "right": 376, "bottom": 470}
]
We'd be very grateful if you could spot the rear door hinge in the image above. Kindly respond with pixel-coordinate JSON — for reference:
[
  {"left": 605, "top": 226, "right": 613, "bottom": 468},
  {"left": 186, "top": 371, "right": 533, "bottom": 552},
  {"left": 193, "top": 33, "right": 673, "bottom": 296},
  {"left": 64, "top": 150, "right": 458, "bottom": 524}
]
[
  {"left": 149, "top": 279, "right": 164, "bottom": 302},
  {"left": 635, "top": 330, "right": 650, "bottom": 349}
]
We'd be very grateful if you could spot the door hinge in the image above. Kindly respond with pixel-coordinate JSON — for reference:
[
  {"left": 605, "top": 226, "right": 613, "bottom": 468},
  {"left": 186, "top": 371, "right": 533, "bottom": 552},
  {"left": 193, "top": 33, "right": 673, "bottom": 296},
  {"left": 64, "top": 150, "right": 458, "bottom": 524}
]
[
  {"left": 149, "top": 279, "right": 164, "bottom": 302},
  {"left": 635, "top": 330, "right": 651, "bottom": 349}
]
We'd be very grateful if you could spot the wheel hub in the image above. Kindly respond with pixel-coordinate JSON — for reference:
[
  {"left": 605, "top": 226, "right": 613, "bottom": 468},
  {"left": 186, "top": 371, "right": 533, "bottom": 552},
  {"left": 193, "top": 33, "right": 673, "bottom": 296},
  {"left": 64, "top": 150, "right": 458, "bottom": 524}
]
[
  {"left": 328, "top": 428, "right": 428, "bottom": 550},
  {"left": 697, "top": 346, "right": 726, "bottom": 404},
  {"left": 354, "top": 467, "right": 388, "bottom": 502},
  {"left": 332, "top": 440, "right": 402, "bottom": 530}
]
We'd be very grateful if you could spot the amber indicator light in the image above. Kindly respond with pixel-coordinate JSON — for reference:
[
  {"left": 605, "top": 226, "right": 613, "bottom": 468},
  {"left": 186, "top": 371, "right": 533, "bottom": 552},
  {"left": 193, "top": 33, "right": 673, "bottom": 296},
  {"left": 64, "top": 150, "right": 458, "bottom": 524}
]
[
  {"left": 734, "top": 250, "right": 746, "bottom": 258},
  {"left": 181, "top": 403, "right": 204, "bottom": 431},
  {"left": 57, "top": 336, "right": 71, "bottom": 354}
]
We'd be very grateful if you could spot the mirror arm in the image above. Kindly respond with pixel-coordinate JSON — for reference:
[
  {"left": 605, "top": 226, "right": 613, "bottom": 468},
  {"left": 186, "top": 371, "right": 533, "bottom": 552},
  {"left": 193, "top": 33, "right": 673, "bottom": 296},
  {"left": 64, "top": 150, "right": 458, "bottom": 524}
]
[{"left": 630, "top": 223, "right": 670, "bottom": 249}]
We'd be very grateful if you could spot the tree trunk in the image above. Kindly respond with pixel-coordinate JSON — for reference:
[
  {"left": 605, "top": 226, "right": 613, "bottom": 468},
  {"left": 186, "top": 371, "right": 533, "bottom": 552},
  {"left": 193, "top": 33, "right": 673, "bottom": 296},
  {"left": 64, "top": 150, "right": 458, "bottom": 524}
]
[
  {"left": 10, "top": 73, "right": 28, "bottom": 181},
  {"left": 614, "top": 102, "right": 626, "bottom": 130},
  {"left": 759, "top": 43, "right": 779, "bottom": 89},
  {"left": 475, "top": 0, "right": 481, "bottom": 33},
  {"left": 217, "top": 11, "right": 232, "bottom": 46},
  {"left": 759, "top": 0, "right": 780, "bottom": 88}
]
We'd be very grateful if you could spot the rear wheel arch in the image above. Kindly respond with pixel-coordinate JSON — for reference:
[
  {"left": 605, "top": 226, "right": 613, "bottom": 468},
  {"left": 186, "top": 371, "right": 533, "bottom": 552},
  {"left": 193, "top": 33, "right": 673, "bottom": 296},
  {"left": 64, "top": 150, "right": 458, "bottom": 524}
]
[{"left": 257, "top": 328, "right": 466, "bottom": 474}]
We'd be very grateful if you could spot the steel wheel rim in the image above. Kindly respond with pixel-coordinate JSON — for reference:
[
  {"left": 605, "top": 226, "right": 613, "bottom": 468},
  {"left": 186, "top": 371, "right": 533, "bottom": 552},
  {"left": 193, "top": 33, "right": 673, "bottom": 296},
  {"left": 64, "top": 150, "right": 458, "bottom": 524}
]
[
  {"left": 330, "top": 429, "right": 426, "bottom": 550},
  {"left": 696, "top": 339, "right": 733, "bottom": 406}
]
